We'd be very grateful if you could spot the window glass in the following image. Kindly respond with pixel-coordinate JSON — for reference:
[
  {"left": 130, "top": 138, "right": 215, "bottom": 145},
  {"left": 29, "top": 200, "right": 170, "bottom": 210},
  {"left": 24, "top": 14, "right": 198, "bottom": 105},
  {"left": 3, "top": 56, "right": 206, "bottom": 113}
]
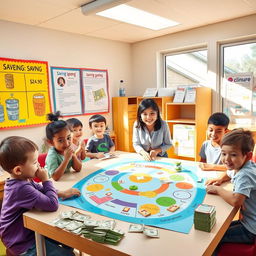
[
  {"left": 221, "top": 41, "right": 256, "bottom": 125},
  {"left": 165, "top": 50, "right": 207, "bottom": 88}
]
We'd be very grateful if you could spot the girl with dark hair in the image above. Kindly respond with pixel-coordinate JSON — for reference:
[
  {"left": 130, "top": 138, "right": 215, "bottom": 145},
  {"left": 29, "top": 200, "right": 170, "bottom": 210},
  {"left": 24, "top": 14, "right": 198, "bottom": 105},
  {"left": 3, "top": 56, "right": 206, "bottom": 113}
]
[
  {"left": 45, "top": 111, "right": 82, "bottom": 181},
  {"left": 133, "top": 98, "right": 172, "bottom": 161}
]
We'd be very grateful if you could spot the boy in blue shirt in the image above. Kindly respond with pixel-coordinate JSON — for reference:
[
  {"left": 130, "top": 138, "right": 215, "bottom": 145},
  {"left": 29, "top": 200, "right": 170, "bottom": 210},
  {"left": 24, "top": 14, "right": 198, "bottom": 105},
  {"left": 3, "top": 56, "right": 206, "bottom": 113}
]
[
  {"left": 206, "top": 129, "right": 256, "bottom": 253},
  {"left": 86, "top": 115, "right": 115, "bottom": 159},
  {"left": 199, "top": 112, "right": 229, "bottom": 171}
]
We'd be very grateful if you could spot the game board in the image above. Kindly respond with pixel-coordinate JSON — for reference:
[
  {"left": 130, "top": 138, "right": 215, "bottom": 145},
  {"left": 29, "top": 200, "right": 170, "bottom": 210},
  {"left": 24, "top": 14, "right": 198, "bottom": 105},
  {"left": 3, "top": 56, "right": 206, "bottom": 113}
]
[{"left": 60, "top": 160, "right": 207, "bottom": 234}]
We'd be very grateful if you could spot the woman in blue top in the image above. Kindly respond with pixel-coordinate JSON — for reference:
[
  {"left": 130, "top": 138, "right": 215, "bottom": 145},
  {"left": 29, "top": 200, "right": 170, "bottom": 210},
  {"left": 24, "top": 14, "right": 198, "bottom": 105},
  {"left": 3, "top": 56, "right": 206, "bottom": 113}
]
[{"left": 133, "top": 98, "right": 172, "bottom": 161}]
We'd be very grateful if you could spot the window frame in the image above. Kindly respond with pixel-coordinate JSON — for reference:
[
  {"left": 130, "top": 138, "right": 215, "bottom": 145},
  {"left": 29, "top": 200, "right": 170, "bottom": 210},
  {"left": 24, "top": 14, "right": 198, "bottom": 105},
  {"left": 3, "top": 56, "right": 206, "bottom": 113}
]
[
  {"left": 163, "top": 47, "right": 208, "bottom": 88},
  {"left": 219, "top": 39, "right": 256, "bottom": 113}
]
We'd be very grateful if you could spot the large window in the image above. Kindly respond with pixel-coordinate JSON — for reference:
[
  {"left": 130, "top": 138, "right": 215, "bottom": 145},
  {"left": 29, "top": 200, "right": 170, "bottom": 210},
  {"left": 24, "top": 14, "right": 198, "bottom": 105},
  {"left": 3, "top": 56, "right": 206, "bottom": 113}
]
[
  {"left": 220, "top": 41, "right": 256, "bottom": 125},
  {"left": 164, "top": 49, "right": 208, "bottom": 88}
]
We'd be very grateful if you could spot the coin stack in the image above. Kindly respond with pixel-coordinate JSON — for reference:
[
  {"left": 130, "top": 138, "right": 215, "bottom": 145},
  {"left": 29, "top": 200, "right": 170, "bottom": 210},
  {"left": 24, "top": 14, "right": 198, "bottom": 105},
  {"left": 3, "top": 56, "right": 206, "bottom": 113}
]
[{"left": 194, "top": 204, "right": 216, "bottom": 232}]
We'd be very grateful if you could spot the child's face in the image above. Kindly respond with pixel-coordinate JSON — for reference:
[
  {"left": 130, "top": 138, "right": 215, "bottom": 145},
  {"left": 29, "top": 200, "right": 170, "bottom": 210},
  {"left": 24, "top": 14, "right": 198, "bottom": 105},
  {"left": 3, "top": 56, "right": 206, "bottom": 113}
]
[
  {"left": 221, "top": 145, "right": 248, "bottom": 171},
  {"left": 207, "top": 124, "right": 227, "bottom": 145},
  {"left": 141, "top": 107, "right": 158, "bottom": 128},
  {"left": 51, "top": 128, "right": 72, "bottom": 154},
  {"left": 72, "top": 125, "right": 83, "bottom": 142},
  {"left": 19, "top": 150, "right": 39, "bottom": 179},
  {"left": 91, "top": 121, "right": 106, "bottom": 138}
]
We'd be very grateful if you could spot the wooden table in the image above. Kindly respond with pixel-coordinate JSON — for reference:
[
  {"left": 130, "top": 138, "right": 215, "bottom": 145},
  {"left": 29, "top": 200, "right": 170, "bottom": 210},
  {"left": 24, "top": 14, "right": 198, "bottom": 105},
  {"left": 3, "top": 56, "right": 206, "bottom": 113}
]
[{"left": 23, "top": 152, "right": 238, "bottom": 256}]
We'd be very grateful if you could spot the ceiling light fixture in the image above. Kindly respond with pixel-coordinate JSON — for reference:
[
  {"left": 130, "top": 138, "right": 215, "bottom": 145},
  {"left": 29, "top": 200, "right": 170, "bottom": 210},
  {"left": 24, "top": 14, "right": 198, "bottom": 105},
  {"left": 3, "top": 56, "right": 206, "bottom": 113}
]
[
  {"left": 81, "top": 0, "right": 130, "bottom": 15},
  {"left": 96, "top": 4, "right": 179, "bottom": 30}
]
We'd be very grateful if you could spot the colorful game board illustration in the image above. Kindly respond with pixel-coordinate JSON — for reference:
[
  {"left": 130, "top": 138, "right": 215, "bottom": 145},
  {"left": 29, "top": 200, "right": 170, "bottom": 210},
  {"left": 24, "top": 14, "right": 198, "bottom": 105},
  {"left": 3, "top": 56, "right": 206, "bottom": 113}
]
[{"left": 60, "top": 160, "right": 206, "bottom": 234}]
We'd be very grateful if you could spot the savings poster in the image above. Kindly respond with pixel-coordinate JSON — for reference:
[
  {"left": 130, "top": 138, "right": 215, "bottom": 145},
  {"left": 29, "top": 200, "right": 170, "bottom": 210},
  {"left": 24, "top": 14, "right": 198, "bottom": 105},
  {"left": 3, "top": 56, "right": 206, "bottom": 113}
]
[{"left": 0, "top": 58, "right": 51, "bottom": 129}]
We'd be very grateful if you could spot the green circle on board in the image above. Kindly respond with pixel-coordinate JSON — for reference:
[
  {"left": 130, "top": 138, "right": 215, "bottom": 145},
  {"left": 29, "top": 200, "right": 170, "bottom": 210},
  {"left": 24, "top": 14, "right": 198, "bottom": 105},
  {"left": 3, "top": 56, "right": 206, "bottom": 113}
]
[
  {"left": 169, "top": 174, "right": 185, "bottom": 181},
  {"left": 129, "top": 185, "right": 138, "bottom": 190},
  {"left": 156, "top": 197, "right": 176, "bottom": 207}
]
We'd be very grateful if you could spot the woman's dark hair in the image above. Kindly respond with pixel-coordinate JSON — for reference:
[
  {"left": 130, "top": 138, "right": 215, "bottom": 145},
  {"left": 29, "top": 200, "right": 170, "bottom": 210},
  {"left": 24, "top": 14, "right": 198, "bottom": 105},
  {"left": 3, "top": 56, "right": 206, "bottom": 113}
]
[
  {"left": 66, "top": 118, "right": 83, "bottom": 130},
  {"left": 136, "top": 98, "right": 162, "bottom": 131},
  {"left": 46, "top": 111, "right": 68, "bottom": 140}
]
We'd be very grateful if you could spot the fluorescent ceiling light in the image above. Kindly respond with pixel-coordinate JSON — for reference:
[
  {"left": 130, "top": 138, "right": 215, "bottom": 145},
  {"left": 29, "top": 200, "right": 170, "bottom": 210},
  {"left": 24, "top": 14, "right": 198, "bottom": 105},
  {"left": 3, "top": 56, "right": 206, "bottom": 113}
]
[
  {"left": 96, "top": 4, "right": 179, "bottom": 30},
  {"left": 81, "top": 0, "right": 130, "bottom": 15}
]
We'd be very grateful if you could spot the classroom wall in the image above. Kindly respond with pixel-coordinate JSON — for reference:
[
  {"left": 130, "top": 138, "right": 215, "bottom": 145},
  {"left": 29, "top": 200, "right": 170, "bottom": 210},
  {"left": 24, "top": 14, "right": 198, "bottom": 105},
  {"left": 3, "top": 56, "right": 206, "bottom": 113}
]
[
  {"left": 0, "top": 20, "right": 132, "bottom": 150},
  {"left": 131, "top": 14, "right": 256, "bottom": 112}
]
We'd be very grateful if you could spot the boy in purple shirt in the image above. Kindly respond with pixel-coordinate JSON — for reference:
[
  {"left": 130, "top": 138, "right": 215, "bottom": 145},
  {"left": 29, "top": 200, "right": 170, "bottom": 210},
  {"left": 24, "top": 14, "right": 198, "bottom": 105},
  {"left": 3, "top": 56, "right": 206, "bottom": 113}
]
[{"left": 0, "top": 136, "right": 80, "bottom": 255}]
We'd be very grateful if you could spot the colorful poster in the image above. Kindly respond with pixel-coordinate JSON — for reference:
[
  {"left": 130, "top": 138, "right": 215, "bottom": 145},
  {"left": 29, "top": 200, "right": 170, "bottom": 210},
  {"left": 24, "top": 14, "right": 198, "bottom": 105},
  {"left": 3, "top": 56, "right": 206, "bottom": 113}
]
[
  {"left": 0, "top": 58, "right": 51, "bottom": 129},
  {"left": 51, "top": 67, "right": 83, "bottom": 116},
  {"left": 223, "top": 72, "right": 253, "bottom": 125},
  {"left": 82, "top": 69, "right": 109, "bottom": 113}
]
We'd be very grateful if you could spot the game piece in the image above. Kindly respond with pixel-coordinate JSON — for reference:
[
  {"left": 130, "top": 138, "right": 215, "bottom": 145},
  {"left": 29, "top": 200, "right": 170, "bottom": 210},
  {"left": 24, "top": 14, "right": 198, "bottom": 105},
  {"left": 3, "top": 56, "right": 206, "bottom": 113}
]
[
  {"left": 105, "top": 192, "right": 112, "bottom": 196},
  {"left": 138, "top": 209, "right": 151, "bottom": 217},
  {"left": 175, "top": 161, "right": 182, "bottom": 171},
  {"left": 129, "top": 185, "right": 138, "bottom": 190},
  {"left": 128, "top": 223, "right": 144, "bottom": 233},
  {"left": 167, "top": 205, "right": 180, "bottom": 212},
  {"left": 122, "top": 207, "right": 130, "bottom": 212}
]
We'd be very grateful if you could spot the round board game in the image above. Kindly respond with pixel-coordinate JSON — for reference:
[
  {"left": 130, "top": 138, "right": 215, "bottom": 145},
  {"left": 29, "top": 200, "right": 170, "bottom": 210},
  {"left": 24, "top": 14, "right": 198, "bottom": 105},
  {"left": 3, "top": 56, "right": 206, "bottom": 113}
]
[{"left": 61, "top": 160, "right": 206, "bottom": 233}]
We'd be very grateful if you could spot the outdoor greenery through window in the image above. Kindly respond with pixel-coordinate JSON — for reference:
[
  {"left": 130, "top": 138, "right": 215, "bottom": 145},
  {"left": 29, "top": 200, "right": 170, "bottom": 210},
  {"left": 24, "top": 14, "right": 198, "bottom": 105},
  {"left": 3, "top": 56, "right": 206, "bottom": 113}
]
[
  {"left": 165, "top": 50, "right": 208, "bottom": 88},
  {"left": 221, "top": 41, "right": 256, "bottom": 125}
]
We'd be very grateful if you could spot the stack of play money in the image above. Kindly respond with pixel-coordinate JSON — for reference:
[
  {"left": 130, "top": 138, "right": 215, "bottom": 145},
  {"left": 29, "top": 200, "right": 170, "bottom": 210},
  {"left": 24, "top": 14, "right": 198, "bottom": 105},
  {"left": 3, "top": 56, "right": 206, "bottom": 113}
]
[
  {"left": 52, "top": 211, "right": 125, "bottom": 245},
  {"left": 194, "top": 204, "right": 216, "bottom": 232},
  {"left": 128, "top": 223, "right": 159, "bottom": 238}
]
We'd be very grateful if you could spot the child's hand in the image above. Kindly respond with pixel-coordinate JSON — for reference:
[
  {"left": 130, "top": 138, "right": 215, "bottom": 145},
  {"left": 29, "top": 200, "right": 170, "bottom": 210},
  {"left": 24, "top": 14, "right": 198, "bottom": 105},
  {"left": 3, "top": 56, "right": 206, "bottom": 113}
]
[
  {"left": 205, "top": 178, "right": 222, "bottom": 186},
  {"left": 58, "top": 188, "right": 81, "bottom": 200},
  {"left": 96, "top": 152, "right": 105, "bottom": 159},
  {"left": 206, "top": 185, "right": 219, "bottom": 195},
  {"left": 199, "top": 163, "right": 214, "bottom": 171},
  {"left": 35, "top": 166, "right": 49, "bottom": 182},
  {"left": 64, "top": 146, "right": 74, "bottom": 161},
  {"left": 140, "top": 150, "right": 151, "bottom": 161},
  {"left": 149, "top": 150, "right": 158, "bottom": 161}
]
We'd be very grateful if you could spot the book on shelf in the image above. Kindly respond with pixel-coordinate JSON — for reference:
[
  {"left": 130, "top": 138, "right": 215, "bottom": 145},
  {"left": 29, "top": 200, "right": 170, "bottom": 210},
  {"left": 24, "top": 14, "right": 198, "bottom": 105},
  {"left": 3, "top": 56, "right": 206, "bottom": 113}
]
[
  {"left": 184, "top": 86, "right": 197, "bottom": 103},
  {"left": 173, "top": 87, "right": 186, "bottom": 103},
  {"left": 143, "top": 88, "right": 158, "bottom": 97}
]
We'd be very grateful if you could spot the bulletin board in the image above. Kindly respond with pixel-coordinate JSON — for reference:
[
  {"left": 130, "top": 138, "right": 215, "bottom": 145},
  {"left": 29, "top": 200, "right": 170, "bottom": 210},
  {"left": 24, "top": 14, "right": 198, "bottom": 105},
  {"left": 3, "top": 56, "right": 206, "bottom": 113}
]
[
  {"left": 50, "top": 66, "right": 109, "bottom": 116},
  {"left": 51, "top": 67, "right": 83, "bottom": 116},
  {"left": 82, "top": 69, "right": 109, "bottom": 114},
  {"left": 0, "top": 57, "right": 51, "bottom": 129}
]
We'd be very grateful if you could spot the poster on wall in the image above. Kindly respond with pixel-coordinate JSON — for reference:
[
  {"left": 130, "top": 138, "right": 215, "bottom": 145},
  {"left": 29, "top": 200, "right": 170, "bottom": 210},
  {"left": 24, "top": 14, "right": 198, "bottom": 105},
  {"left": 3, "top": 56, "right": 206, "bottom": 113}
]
[
  {"left": 0, "top": 57, "right": 51, "bottom": 129},
  {"left": 223, "top": 72, "right": 253, "bottom": 125},
  {"left": 51, "top": 67, "right": 83, "bottom": 116},
  {"left": 82, "top": 69, "right": 109, "bottom": 113}
]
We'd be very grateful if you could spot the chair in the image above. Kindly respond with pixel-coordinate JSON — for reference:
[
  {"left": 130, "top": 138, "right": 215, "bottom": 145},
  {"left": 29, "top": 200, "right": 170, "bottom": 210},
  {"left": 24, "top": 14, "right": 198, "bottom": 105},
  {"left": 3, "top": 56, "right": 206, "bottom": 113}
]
[
  {"left": 218, "top": 240, "right": 256, "bottom": 256},
  {"left": 34, "top": 153, "right": 47, "bottom": 183}
]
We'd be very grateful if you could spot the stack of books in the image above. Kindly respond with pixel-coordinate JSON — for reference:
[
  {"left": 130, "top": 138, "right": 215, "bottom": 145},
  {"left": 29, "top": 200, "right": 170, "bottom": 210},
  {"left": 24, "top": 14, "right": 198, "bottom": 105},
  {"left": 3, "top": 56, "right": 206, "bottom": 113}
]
[{"left": 194, "top": 204, "right": 216, "bottom": 232}]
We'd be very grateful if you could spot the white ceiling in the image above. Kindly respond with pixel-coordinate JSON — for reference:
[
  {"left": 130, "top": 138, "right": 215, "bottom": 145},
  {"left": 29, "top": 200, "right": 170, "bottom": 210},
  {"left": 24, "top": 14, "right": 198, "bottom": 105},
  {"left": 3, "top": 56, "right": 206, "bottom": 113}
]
[{"left": 0, "top": 0, "right": 256, "bottom": 43}]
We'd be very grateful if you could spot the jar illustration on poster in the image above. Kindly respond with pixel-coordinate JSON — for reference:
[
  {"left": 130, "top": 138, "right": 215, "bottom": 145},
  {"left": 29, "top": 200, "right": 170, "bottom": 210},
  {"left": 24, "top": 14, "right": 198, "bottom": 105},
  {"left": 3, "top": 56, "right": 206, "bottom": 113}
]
[
  {"left": 33, "top": 93, "right": 45, "bottom": 116},
  {"left": 5, "top": 74, "right": 14, "bottom": 89},
  {"left": 0, "top": 99, "right": 4, "bottom": 122},
  {"left": 6, "top": 94, "right": 19, "bottom": 121}
]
